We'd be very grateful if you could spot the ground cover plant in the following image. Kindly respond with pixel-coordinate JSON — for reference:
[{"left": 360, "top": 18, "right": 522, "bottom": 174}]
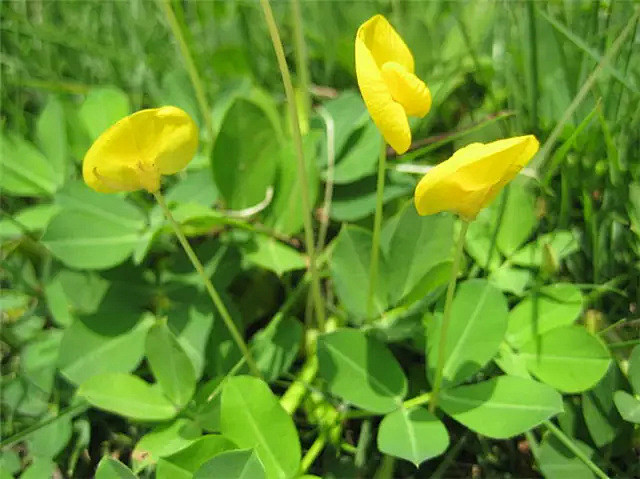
[{"left": 1, "top": 0, "right": 639, "bottom": 478}]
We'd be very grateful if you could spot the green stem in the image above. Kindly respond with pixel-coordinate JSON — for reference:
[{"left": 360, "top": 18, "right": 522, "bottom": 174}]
[
  {"left": 0, "top": 401, "right": 88, "bottom": 448},
  {"left": 367, "top": 141, "right": 387, "bottom": 319},
  {"left": 280, "top": 355, "right": 318, "bottom": 415},
  {"left": 527, "top": 0, "right": 539, "bottom": 132},
  {"left": 402, "top": 392, "right": 431, "bottom": 410},
  {"left": 154, "top": 191, "right": 261, "bottom": 377},
  {"left": 544, "top": 420, "right": 610, "bottom": 479},
  {"left": 159, "top": 0, "right": 214, "bottom": 140},
  {"left": 291, "top": 0, "right": 310, "bottom": 131},
  {"left": 429, "top": 220, "right": 470, "bottom": 413},
  {"left": 299, "top": 432, "right": 327, "bottom": 474},
  {"left": 259, "top": 0, "right": 325, "bottom": 332}
]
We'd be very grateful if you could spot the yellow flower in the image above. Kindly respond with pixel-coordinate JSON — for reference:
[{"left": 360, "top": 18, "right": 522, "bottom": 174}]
[
  {"left": 83, "top": 106, "right": 198, "bottom": 193},
  {"left": 414, "top": 135, "right": 539, "bottom": 220},
  {"left": 355, "top": 14, "right": 432, "bottom": 154}
]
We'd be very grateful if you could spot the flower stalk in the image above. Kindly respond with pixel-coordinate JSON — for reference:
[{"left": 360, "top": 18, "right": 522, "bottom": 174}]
[
  {"left": 154, "top": 191, "right": 261, "bottom": 378},
  {"left": 429, "top": 220, "right": 469, "bottom": 412},
  {"left": 259, "top": 0, "right": 326, "bottom": 332},
  {"left": 367, "top": 141, "right": 387, "bottom": 319}
]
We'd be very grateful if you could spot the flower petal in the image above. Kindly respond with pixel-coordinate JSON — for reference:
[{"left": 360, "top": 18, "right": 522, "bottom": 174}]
[
  {"left": 355, "top": 36, "right": 410, "bottom": 154},
  {"left": 357, "top": 15, "right": 414, "bottom": 73},
  {"left": 414, "top": 135, "right": 539, "bottom": 219},
  {"left": 82, "top": 106, "right": 197, "bottom": 193},
  {"left": 381, "top": 62, "right": 432, "bottom": 117}
]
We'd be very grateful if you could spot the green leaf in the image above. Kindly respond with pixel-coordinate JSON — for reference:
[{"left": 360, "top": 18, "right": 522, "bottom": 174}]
[
  {"left": 511, "top": 231, "right": 579, "bottom": 268},
  {"left": 330, "top": 225, "right": 388, "bottom": 319},
  {"left": 628, "top": 345, "right": 640, "bottom": 395},
  {"left": 79, "top": 87, "right": 130, "bottom": 140},
  {"left": 582, "top": 364, "right": 632, "bottom": 448},
  {"left": 166, "top": 169, "right": 219, "bottom": 206},
  {"left": 489, "top": 265, "right": 532, "bottom": 296},
  {"left": 537, "top": 434, "right": 596, "bottom": 479},
  {"left": 0, "top": 133, "right": 59, "bottom": 197},
  {"left": 0, "top": 204, "right": 59, "bottom": 240},
  {"left": 95, "top": 456, "right": 136, "bottom": 479},
  {"left": 382, "top": 204, "right": 454, "bottom": 305},
  {"left": 496, "top": 180, "right": 537, "bottom": 257},
  {"left": 58, "top": 314, "right": 153, "bottom": 386},
  {"left": 36, "top": 95, "right": 67, "bottom": 183},
  {"left": 521, "top": 326, "right": 610, "bottom": 393},
  {"left": 194, "top": 449, "right": 266, "bottom": 479},
  {"left": 132, "top": 419, "right": 201, "bottom": 470},
  {"left": 377, "top": 407, "right": 449, "bottom": 466},
  {"left": 264, "top": 133, "right": 320, "bottom": 236},
  {"left": 317, "top": 329, "right": 407, "bottom": 414},
  {"left": 26, "top": 413, "right": 71, "bottom": 459},
  {"left": 78, "top": 373, "right": 177, "bottom": 421},
  {"left": 161, "top": 435, "right": 236, "bottom": 475},
  {"left": 439, "top": 376, "right": 563, "bottom": 439},
  {"left": 19, "top": 457, "right": 55, "bottom": 479},
  {"left": 220, "top": 376, "right": 300, "bottom": 479},
  {"left": 330, "top": 172, "right": 415, "bottom": 222},
  {"left": 506, "top": 284, "right": 583, "bottom": 349},
  {"left": 212, "top": 99, "right": 278, "bottom": 210},
  {"left": 319, "top": 90, "right": 368, "bottom": 158},
  {"left": 146, "top": 322, "right": 197, "bottom": 407},
  {"left": 613, "top": 391, "right": 640, "bottom": 424},
  {"left": 427, "top": 280, "right": 509, "bottom": 387},
  {"left": 329, "top": 120, "right": 382, "bottom": 184},
  {"left": 241, "top": 235, "right": 306, "bottom": 276},
  {"left": 251, "top": 317, "right": 303, "bottom": 382}
]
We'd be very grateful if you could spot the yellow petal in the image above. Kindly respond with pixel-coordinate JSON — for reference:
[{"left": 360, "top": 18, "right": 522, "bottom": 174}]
[
  {"left": 414, "top": 135, "right": 539, "bottom": 219},
  {"left": 381, "top": 61, "right": 432, "bottom": 117},
  {"left": 357, "top": 15, "right": 414, "bottom": 73},
  {"left": 355, "top": 35, "right": 410, "bottom": 154},
  {"left": 82, "top": 106, "right": 198, "bottom": 193}
]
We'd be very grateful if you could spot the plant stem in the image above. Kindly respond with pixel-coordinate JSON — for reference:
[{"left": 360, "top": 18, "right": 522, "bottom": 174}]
[
  {"left": 158, "top": 0, "right": 213, "bottom": 140},
  {"left": 402, "top": 392, "right": 431, "bottom": 410},
  {"left": 367, "top": 141, "right": 387, "bottom": 319},
  {"left": 154, "top": 191, "right": 261, "bottom": 377},
  {"left": 429, "top": 220, "right": 470, "bottom": 413},
  {"left": 544, "top": 420, "right": 610, "bottom": 479},
  {"left": 291, "top": 0, "right": 310, "bottom": 132},
  {"left": 259, "top": 0, "right": 325, "bottom": 332},
  {"left": 299, "top": 432, "right": 327, "bottom": 474}
]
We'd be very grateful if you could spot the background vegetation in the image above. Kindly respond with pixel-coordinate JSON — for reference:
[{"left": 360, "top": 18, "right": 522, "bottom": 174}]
[{"left": 1, "top": 0, "right": 639, "bottom": 478}]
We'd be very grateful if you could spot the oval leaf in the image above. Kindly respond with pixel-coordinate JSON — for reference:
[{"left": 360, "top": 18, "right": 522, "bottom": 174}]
[
  {"left": 537, "top": 434, "right": 596, "bottom": 479},
  {"left": 212, "top": 99, "right": 278, "bottom": 210},
  {"left": 194, "top": 449, "right": 266, "bottom": 479},
  {"left": 146, "top": 322, "right": 197, "bottom": 407},
  {"left": 221, "top": 376, "right": 300, "bottom": 479},
  {"left": 427, "top": 279, "right": 509, "bottom": 387},
  {"left": 377, "top": 407, "right": 449, "bottom": 466},
  {"left": 506, "top": 284, "right": 583, "bottom": 348},
  {"left": 439, "top": 376, "right": 563, "bottom": 439},
  {"left": 330, "top": 225, "right": 388, "bottom": 319},
  {"left": 95, "top": 456, "right": 136, "bottom": 479},
  {"left": 613, "top": 391, "right": 640, "bottom": 424},
  {"left": 521, "top": 326, "right": 610, "bottom": 393},
  {"left": 161, "top": 435, "right": 237, "bottom": 475},
  {"left": 78, "top": 373, "right": 176, "bottom": 421},
  {"left": 317, "top": 329, "right": 407, "bottom": 414}
]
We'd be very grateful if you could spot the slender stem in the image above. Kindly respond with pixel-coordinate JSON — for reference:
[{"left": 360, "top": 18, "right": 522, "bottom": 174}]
[
  {"left": 291, "top": 0, "right": 310, "bottom": 131},
  {"left": 402, "top": 392, "right": 431, "bottom": 410},
  {"left": 527, "top": 0, "right": 539, "bottom": 132},
  {"left": 429, "top": 220, "right": 470, "bottom": 413},
  {"left": 280, "top": 355, "right": 318, "bottom": 415},
  {"left": 153, "top": 191, "right": 261, "bottom": 377},
  {"left": 367, "top": 141, "right": 387, "bottom": 319},
  {"left": 544, "top": 420, "right": 610, "bottom": 479},
  {"left": 0, "top": 402, "right": 88, "bottom": 447},
  {"left": 259, "top": 0, "right": 325, "bottom": 332},
  {"left": 299, "top": 432, "right": 327, "bottom": 474},
  {"left": 159, "top": 0, "right": 214, "bottom": 139}
]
